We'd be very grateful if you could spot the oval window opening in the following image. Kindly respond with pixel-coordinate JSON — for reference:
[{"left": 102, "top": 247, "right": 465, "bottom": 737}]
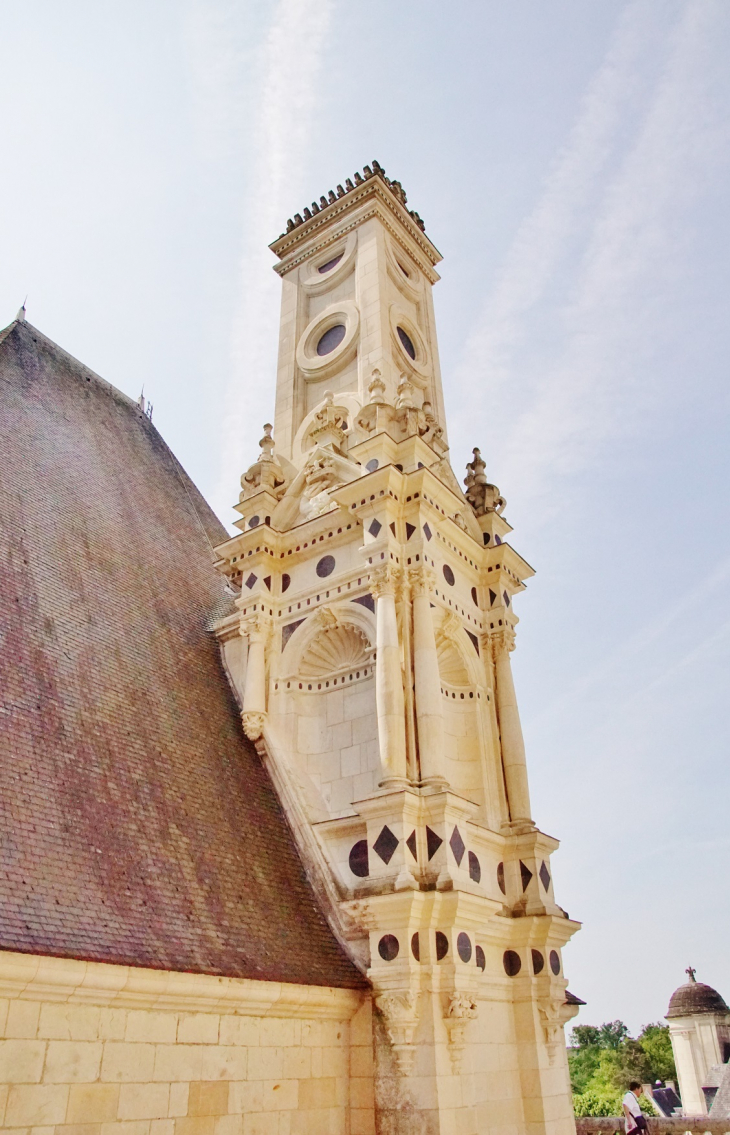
[
  {"left": 316, "top": 324, "right": 346, "bottom": 356},
  {"left": 397, "top": 326, "right": 416, "bottom": 359},
  {"left": 318, "top": 253, "right": 343, "bottom": 274}
]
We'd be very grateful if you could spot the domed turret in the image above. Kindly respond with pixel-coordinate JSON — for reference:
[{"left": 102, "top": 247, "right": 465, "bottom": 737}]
[{"left": 666, "top": 968, "right": 729, "bottom": 1020}]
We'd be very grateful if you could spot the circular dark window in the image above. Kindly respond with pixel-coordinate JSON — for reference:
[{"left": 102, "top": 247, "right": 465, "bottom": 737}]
[
  {"left": 378, "top": 934, "right": 399, "bottom": 962},
  {"left": 348, "top": 840, "right": 369, "bottom": 878},
  {"left": 435, "top": 931, "right": 449, "bottom": 960},
  {"left": 468, "top": 851, "right": 481, "bottom": 883},
  {"left": 316, "top": 324, "right": 346, "bottom": 356},
  {"left": 248, "top": 515, "right": 260, "bottom": 528},
  {"left": 550, "top": 950, "right": 561, "bottom": 975},
  {"left": 366, "top": 458, "right": 379, "bottom": 472},
  {"left": 281, "top": 574, "right": 291, "bottom": 593},
  {"left": 476, "top": 945, "right": 486, "bottom": 971},
  {"left": 397, "top": 326, "right": 416, "bottom": 359},
  {"left": 471, "top": 586, "right": 478, "bottom": 606},
  {"left": 497, "top": 862, "right": 506, "bottom": 894},
  {"left": 457, "top": 933, "right": 472, "bottom": 963},
  {"left": 318, "top": 253, "right": 343, "bottom": 274},
  {"left": 411, "top": 932, "right": 420, "bottom": 961},
  {"left": 503, "top": 950, "right": 521, "bottom": 977},
  {"left": 532, "top": 949, "right": 545, "bottom": 975},
  {"left": 316, "top": 555, "right": 336, "bottom": 578},
  {"left": 442, "top": 564, "right": 455, "bottom": 586}
]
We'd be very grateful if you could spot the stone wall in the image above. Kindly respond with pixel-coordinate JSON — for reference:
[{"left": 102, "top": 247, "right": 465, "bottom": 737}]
[
  {"left": 575, "top": 1119, "right": 730, "bottom": 1135},
  {"left": 0, "top": 951, "right": 374, "bottom": 1135}
]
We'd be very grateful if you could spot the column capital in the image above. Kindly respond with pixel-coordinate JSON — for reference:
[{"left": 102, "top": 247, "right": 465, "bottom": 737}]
[
  {"left": 487, "top": 625, "right": 516, "bottom": 656},
  {"left": 406, "top": 564, "right": 436, "bottom": 596},
  {"left": 239, "top": 612, "right": 272, "bottom": 642},
  {"left": 241, "top": 710, "right": 267, "bottom": 741},
  {"left": 369, "top": 564, "right": 401, "bottom": 599}
]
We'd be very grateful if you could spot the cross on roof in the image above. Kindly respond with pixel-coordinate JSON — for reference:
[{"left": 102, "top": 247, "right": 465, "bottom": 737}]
[{"left": 686, "top": 966, "right": 697, "bottom": 982}]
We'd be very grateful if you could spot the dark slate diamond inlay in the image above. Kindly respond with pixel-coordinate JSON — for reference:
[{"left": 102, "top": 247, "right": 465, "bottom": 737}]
[
  {"left": 368, "top": 519, "right": 382, "bottom": 538},
  {"left": 489, "top": 588, "right": 497, "bottom": 605},
  {"left": 389, "top": 522, "right": 396, "bottom": 537},
  {"left": 423, "top": 523, "right": 432, "bottom": 541},
  {"left": 353, "top": 593, "right": 375, "bottom": 613},
  {"left": 466, "top": 629, "right": 480, "bottom": 655},
  {"left": 281, "top": 618, "right": 305, "bottom": 650},
  {"left": 449, "top": 825, "right": 466, "bottom": 866},
  {"left": 245, "top": 573, "right": 257, "bottom": 589},
  {"left": 263, "top": 576, "right": 272, "bottom": 591},
  {"left": 405, "top": 830, "right": 418, "bottom": 861},
  {"left": 520, "top": 860, "right": 533, "bottom": 891},
  {"left": 405, "top": 522, "right": 416, "bottom": 540},
  {"left": 373, "top": 825, "right": 399, "bottom": 865},
  {"left": 426, "top": 826, "right": 443, "bottom": 861},
  {"left": 539, "top": 861, "right": 551, "bottom": 891},
  {"left": 503, "top": 590, "right": 511, "bottom": 607}
]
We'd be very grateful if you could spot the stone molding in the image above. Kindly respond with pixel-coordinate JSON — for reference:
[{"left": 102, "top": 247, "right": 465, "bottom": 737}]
[
  {"left": 0, "top": 949, "right": 364, "bottom": 1020},
  {"left": 375, "top": 990, "right": 419, "bottom": 1076},
  {"left": 444, "top": 992, "right": 478, "bottom": 1073}
]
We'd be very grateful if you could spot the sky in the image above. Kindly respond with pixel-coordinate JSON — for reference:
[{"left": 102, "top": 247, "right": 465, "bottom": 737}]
[{"left": 1, "top": 0, "right": 729, "bottom": 1036}]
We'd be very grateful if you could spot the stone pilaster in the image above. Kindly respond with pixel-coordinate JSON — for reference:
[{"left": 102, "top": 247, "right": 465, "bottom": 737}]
[
  {"left": 371, "top": 566, "right": 408, "bottom": 786},
  {"left": 408, "top": 565, "right": 448, "bottom": 788},
  {"left": 240, "top": 613, "right": 271, "bottom": 741},
  {"left": 491, "top": 627, "right": 533, "bottom": 827}
]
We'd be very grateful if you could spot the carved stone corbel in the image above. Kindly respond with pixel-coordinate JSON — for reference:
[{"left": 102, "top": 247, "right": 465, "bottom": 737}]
[
  {"left": 444, "top": 992, "right": 478, "bottom": 1073},
  {"left": 241, "top": 710, "right": 266, "bottom": 741},
  {"left": 376, "top": 991, "right": 419, "bottom": 1076},
  {"left": 538, "top": 996, "right": 573, "bottom": 1065}
]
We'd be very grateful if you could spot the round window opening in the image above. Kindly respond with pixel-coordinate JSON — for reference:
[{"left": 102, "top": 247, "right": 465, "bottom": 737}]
[
  {"left": 443, "top": 564, "right": 455, "bottom": 586},
  {"left": 397, "top": 326, "right": 416, "bottom": 359},
  {"left": 318, "top": 253, "right": 343, "bottom": 274},
  {"left": 503, "top": 949, "right": 522, "bottom": 977},
  {"left": 550, "top": 949, "right": 561, "bottom": 975},
  {"left": 316, "top": 323, "right": 346, "bottom": 356}
]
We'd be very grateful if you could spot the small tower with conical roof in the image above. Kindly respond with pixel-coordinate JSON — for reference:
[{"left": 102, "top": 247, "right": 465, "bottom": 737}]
[{"left": 666, "top": 968, "right": 730, "bottom": 1115}]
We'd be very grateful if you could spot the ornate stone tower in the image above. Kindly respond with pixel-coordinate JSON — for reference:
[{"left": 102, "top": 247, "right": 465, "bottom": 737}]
[
  {"left": 666, "top": 969, "right": 730, "bottom": 1116},
  {"left": 213, "top": 161, "right": 580, "bottom": 1134}
]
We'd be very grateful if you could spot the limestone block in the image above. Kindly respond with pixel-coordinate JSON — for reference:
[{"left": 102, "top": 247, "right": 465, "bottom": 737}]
[
  {"left": 125, "top": 1012, "right": 178, "bottom": 1045},
  {"left": 258, "top": 1018, "right": 296, "bottom": 1049},
  {"left": 241, "top": 1113, "right": 278, "bottom": 1135},
  {"left": 5, "top": 1083, "right": 69, "bottom": 1126},
  {"left": 350, "top": 1107, "right": 376, "bottom": 1135},
  {"left": 177, "top": 1016, "right": 220, "bottom": 1045},
  {"left": 200, "top": 1045, "right": 247, "bottom": 1082},
  {"left": 340, "top": 744, "right": 362, "bottom": 777},
  {"left": 100, "top": 1042, "right": 157, "bottom": 1083},
  {"left": 43, "top": 1041, "right": 103, "bottom": 1083},
  {"left": 260, "top": 1079, "right": 297, "bottom": 1111},
  {"left": 5, "top": 1001, "right": 41, "bottom": 1039},
  {"left": 150, "top": 1121, "right": 176, "bottom": 1135},
  {"left": 280, "top": 1047, "right": 310, "bottom": 1080},
  {"left": 228, "top": 1080, "right": 262, "bottom": 1114},
  {"left": 187, "top": 1081, "right": 230, "bottom": 1117},
  {"left": 0, "top": 1039, "right": 47, "bottom": 1082},
  {"left": 38, "top": 1004, "right": 101, "bottom": 1041},
  {"left": 213, "top": 1116, "right": 244, "bottom": 1135},
  {"left": 168, "top": 1082, "right": 189, "bottom": 1117},
  {"left": 174, "top": 1118, "right": 216, "bottom": 1135},
  {"left": 98, "top": 1121, "right": 151, "bottom": 1135},
  {"left": 66, "top": 1083, "right": 120, "bottom": 1123},
  {"left": 98, "top": 1009, "right": 127, "bottom": 1041},
  {"left": 247, "top": 1047, "right": 283, "bottom": 1082},
  {"left": 218, "top": 1018, "right": 259, "bottom": 1048},
  {"left": 349, "top": 1076, "right": 375, "bottom": 1109},
  {"left": 152, "top": 1043, "right": 204, "bottom": 1082},
  {"left": 0, "top": 998, "right": 8, "bottom": 1036},
  {"left": 118, "top": 1083, "right": 171, "bottom": 1120},
  {"left": 297, "top": 1077, "right": 336, "bottom": 1109}
]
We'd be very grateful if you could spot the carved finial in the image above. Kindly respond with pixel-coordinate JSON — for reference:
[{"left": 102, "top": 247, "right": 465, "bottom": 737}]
[
  {"left": 328, "top": 190, "right": 336, "bottom": 203},
  {"left": 311, "top": 201, "right": 320, "bottom": 214},
  {"left": 336, "top": 184, "right": 345, "bottom": 197},
  {"left": 686, "top": 966, "right": 697, "bottom": 983},
  {"left": 396, "top": 374, "right": 414, "bottom": 410},
  {"left": 372, "top": 159, "right": 382, "bottom": 173},
  {"left": 319, "top": 196, "right": 328, "bottom": 209},
  {"left": 345, "top": 178, "right": 354, "bottom": 191},
  {"left": 286, "top": 218, "right": 295, "bottom": 232},
  {"left": 259, "top": 423, "right": 275, "bottom": 460},
  {"left": 354, "top": 171, "right": 363, "bottom": 185},
  {"left": 303, "top": 207, "right": 312, "bottom": 220},
  {"left": 16, "top": 299, "right": 26, "bottom": 321},
  {"left": 363, "top": 164, "right": 372, "bottom": 177},
  {"left": 367, "top": 368, "right": 386, "bottom": 403},
  {"left": 294, "top": 213, "right": 303, "bottom": 225}
]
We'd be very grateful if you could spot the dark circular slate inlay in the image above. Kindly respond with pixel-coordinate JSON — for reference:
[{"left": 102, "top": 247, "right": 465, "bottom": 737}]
[
  {"left": 550, "top": 949, "right": 561, "bottom": 975},
  {"left": 397, "top": 326, "right": 416, "bottom": 359},
  {"left": 471, "top": 586, "right": 478, "bottom": 605},
  {"left": 316, "top": 555, "right": 335, "bottom": 578},
  {"left": 281, "top": 573, "right": 291, "bottom": 593},
  {"left": 316, "top": 323, "right": 346, "bottom": 356},
  {"left": 318, "top": 253, "right": 343, "bottom": 274},
  {"left": 348, "top": 839, "right": 369, "bottom": 878},
  {"left": 443, "top": 564, "right": 455, "bottom": 586},
  {"left": 435, "top": 931, "right": 449, "bottom": 960},
  {"left": 532, "top": 949, "right": 545, "bottom": 975},
  {"left": 378, "top": 934, "right": 399, "bottom": 962},
  {"left": 504, "top": 949, "right": 521, "bottom": 977},
  {"left": 497, "top": 861, "right": 506, "bottom": 894},
  {"left": 411, "top": 932, "right": 420, "bottom": 961},
  {"left": 457, "top": 932, "right": 472, "bottom": 963},
  {"left": 468, "top": 851, "right": 481, "bottom": 883},
  {"left": 476, "top": 945, "right": 486, "bottom": 971},
  {"left": 248, "top": 515, "right": 260, "bottom": 528},
  {"left": 366, "top": 458, "right": 379, "bottom": 472}
]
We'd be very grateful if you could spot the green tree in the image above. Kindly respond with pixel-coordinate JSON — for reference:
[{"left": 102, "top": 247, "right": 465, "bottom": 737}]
[
  {"left": 572, "top": 1025, "right": 602, "bottom": 1048},
  {"left": 568, "top": 1045, "right": 602, "bottom": 1094},
  {"left": 599, "top": 1021, "right": 630, "bottom": 1050},
  {"left": 638, "top": 1023, "right": 676, "bottom": 1083}
]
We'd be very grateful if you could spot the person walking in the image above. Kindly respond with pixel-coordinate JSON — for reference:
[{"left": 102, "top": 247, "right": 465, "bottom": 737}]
[{"left": 623, "top": 1082, "right": 647, "bottom": 1134}]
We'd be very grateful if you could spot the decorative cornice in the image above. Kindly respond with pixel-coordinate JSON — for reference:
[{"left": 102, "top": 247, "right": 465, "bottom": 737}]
[{"left": 0, "top": 949, "right": 364, "bottom": 1020}]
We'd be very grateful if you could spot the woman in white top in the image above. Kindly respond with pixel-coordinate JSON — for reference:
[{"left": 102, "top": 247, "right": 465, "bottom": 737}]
[{"left": 623, "top": 1082, "right": 646, "bottom": 1134}]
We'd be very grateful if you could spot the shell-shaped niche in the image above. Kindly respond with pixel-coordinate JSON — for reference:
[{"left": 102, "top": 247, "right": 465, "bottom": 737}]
[
  {"left": 437, "top": 639, "right": 470, "bottom": 687},
  {"left": 299, "top": 624, "right": 372, "bottom": 679}
]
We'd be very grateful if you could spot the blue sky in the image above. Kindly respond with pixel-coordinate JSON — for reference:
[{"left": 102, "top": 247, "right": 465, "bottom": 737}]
[{"left": 1, "top": 0, "right": 728, "bottom": 1034}]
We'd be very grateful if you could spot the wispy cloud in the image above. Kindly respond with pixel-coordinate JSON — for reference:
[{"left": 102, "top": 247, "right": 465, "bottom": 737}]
[
  {"left": 452, "top": 0, "right": 729, "bottom": 523},
  {"left": 184, "top": 0, "right": 335, "bottom": 522}
]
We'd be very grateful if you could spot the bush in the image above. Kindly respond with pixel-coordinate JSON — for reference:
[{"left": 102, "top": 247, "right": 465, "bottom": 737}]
[{"left": 573, "top": 1088, "right": 624, "bottom": 1117}]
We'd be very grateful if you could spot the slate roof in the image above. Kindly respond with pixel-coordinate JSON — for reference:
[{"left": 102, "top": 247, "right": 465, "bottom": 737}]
[
  {"left": 0, "top": 319, "right": 365, "bottom": 989},
  {"left": 666, "top": 980, "right": 728, "bottom": 1019}
]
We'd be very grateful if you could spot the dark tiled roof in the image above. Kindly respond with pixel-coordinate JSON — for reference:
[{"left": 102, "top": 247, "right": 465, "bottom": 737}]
[
  {"left": 0, "top": 320, "right": 365, "bottom": 989},
  {"left": 666, "top": 980, "right": 728, "bottom": 1019}
]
